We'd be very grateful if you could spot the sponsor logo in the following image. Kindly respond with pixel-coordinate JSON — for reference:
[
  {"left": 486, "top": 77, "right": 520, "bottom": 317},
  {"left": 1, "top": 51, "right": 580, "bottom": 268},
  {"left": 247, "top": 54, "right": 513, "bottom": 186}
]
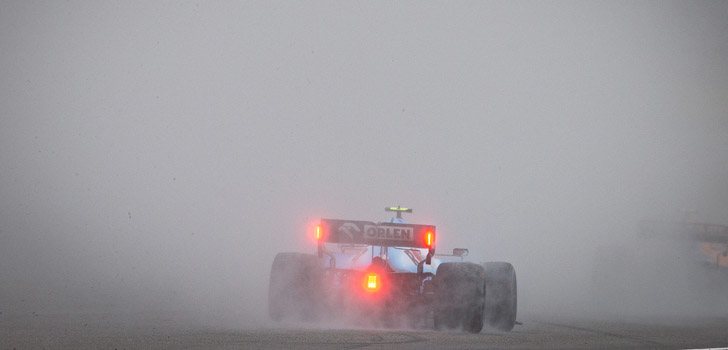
[
  {"left": 337, "top": 222, "right": 362, "bottom": 241},
  {"left": 363, "top": 224, "right": 414, "bottom": 241}
]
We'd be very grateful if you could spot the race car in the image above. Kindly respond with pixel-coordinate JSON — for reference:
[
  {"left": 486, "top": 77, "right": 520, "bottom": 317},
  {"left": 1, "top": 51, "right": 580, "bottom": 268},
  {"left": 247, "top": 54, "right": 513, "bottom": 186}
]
[
  {"left": 590, "top": 220, "right": 728, "bottom": 314},
  {"left": 638, "top": 220, "right": 728, "bottom": 270},
  {"left": 267, "top": 207, "right": 517, "bottom": 333}
]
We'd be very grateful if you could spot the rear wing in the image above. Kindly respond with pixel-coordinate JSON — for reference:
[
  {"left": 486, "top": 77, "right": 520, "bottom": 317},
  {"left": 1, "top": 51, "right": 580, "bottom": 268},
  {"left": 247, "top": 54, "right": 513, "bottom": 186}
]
[
  {"left": 682, "top": 222, "right": 728, "bottom": 243},
  {"left": 639, "top": 221, "right": 728, "bottom": 243},
  {"left": 316, "top": 218, "right": 436, "bottom": 265},
  {"left": 319, "top": 219, "right": 435, "bottom": 248}
]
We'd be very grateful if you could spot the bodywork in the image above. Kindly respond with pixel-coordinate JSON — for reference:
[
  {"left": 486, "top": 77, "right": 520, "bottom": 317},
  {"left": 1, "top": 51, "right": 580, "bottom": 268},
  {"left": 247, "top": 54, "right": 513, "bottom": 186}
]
[{"left": 313, "top": 218, "right": 441, "bottom": 325}]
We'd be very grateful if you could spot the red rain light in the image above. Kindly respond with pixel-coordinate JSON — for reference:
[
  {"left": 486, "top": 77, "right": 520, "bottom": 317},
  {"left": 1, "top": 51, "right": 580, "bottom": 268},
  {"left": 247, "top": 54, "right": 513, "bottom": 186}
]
[
  {"left": 425, "top": 231, "right": 433, "bottom": 247},
  {"left": 364, "top": 272, "right": 380, "bottom": 292},
  {"left": 315, "top": 224, "right": 322, "bottom": 240}
]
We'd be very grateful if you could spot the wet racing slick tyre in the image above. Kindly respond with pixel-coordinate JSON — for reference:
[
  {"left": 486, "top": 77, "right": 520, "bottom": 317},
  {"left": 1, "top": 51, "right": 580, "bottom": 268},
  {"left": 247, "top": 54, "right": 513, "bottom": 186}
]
[
  {"left": 483, "top": 261, "right": 517, "bottom": 331},
  {"left": 268, "top": 252, "right": 324, "bottom": 322},
  {"left": 433, "top": 262, "right": 486, "bottom": 333}
]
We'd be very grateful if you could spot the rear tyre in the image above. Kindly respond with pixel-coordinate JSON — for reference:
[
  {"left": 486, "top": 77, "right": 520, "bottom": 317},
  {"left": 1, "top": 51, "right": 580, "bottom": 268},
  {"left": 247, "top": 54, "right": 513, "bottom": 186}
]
[
  {"left": 268, "top": 252, "right": 324, "bottom": 322},
  {"left": 483, "top": 262, "right": 517, "bottom": 331},
  {"left": 433, "top": 262, "right": 485, "bottom": 333}
]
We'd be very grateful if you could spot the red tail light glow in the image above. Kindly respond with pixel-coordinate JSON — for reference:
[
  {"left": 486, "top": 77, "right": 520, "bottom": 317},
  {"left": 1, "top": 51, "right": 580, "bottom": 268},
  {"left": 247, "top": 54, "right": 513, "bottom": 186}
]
[
  {"left": 425, "top": 231, "right": 433, "bottom": 247},
  {"left": 315, "top": 224, "right": 322, "bottom": 240},
  {"left": 367, "top": 274, "right": 377, "bottom": 289},
  {"left": 365, "top": 273, "right": 379, "bottom": 291}
]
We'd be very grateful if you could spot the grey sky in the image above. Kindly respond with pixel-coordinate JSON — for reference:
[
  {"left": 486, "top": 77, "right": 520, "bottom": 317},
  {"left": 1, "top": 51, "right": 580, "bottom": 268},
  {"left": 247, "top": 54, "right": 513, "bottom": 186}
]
[{"left": 1, "top": 1, "right": 727, "bottom": 326}]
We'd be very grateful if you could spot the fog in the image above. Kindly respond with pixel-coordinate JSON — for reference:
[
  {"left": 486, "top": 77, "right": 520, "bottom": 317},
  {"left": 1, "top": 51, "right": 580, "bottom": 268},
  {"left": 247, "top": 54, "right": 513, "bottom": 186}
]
[{"left": 1, "top": 1, "right": 727, "bottom": 330}]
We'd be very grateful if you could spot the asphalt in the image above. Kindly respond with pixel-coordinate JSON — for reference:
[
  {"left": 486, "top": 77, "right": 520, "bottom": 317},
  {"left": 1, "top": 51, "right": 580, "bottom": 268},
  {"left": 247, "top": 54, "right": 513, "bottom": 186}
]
[{"left": 2, "top": 312, "right": 728, "bottom": 349}]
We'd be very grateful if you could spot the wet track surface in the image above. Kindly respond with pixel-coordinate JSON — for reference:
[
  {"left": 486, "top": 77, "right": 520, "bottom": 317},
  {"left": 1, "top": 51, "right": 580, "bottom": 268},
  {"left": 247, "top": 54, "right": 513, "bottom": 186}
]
[{"left": 2, "top": 313, "right": 728, "bottom": 349}]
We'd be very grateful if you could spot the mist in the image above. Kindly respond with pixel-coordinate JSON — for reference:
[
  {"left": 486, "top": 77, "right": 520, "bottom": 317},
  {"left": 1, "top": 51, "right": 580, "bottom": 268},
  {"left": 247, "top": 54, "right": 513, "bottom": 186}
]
[{"left": 1, "top": 1, "right": 727, "bottom": 330}]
